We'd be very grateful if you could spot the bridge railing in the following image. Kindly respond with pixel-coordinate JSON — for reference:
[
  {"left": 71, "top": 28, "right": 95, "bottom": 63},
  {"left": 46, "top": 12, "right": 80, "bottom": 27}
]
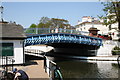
[
  {"left": 24, "top": 48, "right": 63, "bottom": 79},
  {"left": 43, "top": 56, "right": 63, "bottom": 79},
  {"left": 24, "top": 49, "right": 45, "bottom": 54},
  {"left": 24, "top": 28, "right": 89, "bottom": 35}
]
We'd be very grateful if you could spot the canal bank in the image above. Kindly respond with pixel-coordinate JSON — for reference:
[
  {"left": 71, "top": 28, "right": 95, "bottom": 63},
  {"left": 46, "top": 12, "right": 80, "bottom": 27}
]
[
  {"left": 11, "top": 60, "right": 49, "bottom": 79},
  {"left": 72, "top": 55, "right": 119, "bottom": 61}
]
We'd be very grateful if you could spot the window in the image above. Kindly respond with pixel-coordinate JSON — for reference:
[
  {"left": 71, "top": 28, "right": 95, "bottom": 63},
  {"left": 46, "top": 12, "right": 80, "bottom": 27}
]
[{"left": 1, "top": 43, "right": 14, "bottom": 56}]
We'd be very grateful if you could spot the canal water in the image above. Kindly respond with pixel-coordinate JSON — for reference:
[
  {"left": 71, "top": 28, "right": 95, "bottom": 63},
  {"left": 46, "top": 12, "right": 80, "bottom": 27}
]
[{"left": 47, "top": 55, "right": 119, "bottom": 79}]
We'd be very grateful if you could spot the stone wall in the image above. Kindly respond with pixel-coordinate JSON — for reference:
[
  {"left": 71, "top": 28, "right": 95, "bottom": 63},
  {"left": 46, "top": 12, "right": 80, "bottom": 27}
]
[{"left": 97, "top": 40, "right": 120, "bottom": 56}]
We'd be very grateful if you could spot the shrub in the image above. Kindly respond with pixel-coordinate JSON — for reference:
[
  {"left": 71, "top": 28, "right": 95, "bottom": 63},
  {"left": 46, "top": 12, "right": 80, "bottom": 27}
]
[{"left": 112, "top": 46, "right": 120, "bottom": 55}]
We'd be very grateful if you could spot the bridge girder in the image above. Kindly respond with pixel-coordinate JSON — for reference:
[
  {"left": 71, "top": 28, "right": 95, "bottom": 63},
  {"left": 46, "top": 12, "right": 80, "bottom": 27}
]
[{"left": 24, "top": 33, "right": 102, "bottom": 47}]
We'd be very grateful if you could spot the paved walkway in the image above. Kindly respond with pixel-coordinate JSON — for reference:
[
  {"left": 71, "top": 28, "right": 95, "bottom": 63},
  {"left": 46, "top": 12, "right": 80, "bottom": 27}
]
[{"left": 14, "top": 60, "right": 49, "bottom": 79}]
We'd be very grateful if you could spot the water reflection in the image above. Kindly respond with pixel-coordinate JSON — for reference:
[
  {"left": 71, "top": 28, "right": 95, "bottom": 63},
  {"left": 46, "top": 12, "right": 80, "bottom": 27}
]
[{"left": 48, "top": 57, "right": 119, "bottom": 79}]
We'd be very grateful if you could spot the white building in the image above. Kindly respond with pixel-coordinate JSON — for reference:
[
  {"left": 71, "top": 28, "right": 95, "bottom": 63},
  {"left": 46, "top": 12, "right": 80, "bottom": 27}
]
[
  {"left": 0, "top": 21, "right": 26, "bottom": 65},
  {"left": 76, "top": 16, "right": 109, "bottom": 35},
  {"left": 109, "top": 22, "right": 120, "bottom": 40}
]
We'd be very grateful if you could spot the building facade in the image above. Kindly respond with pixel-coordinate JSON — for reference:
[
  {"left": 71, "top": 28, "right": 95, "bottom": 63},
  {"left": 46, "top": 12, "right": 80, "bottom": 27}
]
[
  {"left": 0, "top": 21, "right": 26, "bottom": 65},
  {"left": 76, "top": 16, "right": 109, "bottom": 35}
]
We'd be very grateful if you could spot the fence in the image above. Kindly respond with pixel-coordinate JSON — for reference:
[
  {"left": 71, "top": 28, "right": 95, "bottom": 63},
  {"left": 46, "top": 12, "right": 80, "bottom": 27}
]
[
  {"left": 24, "top": 28, "right": 89, "bottom": 36},
  {"left": 24, "top": 48, "right": 63, "bottom": 79},
  {"left": 25, "top": 49, "right": 45, "bottom": 54},
  {"left": 0, "top": 56, "right": 15, "bottom": 79},
  {"left": 43, "top": 56, "right": 63, "bottom": 80},
  {"left": 0, "top": 56, "right": 15, "bottom": 70}
]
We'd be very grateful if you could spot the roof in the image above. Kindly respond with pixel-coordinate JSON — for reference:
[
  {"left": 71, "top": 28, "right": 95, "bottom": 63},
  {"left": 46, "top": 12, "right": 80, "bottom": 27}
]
[
  {"left": 88, "top": 27, "right": 100, "bottom": 31},
  {"left": 0, "top": 21, "right": 26, "bottom": 40},
  {"left": 82, "top": 16, "right": 91, "bottom": 18},
  {"left": 78, "top": 20, "right": 103, "bottom": 25}
]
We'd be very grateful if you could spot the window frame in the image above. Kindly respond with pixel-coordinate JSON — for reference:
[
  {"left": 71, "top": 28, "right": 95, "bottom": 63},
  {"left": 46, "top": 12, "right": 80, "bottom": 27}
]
[{"left": 1, "top": 43, "right": 14, "bottom": 56}]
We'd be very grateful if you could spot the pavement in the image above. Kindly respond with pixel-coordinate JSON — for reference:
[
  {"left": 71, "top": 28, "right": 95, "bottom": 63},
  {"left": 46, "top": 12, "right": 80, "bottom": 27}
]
[{"left": 13, "top": 60, "right": 49, "bottom": 79}]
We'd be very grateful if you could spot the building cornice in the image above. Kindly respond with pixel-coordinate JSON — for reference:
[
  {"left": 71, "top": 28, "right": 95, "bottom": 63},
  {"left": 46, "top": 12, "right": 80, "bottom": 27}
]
[
  {"left": 0, "top": 37, "right": 26, "bottom": 40},
  {"left": 78, "top": 21, "right": 103, "bottom": 25}
]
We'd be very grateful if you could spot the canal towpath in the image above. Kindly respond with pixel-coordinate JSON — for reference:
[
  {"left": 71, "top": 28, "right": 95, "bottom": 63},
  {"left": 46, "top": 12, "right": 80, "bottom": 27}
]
[
  {"left": 14, "top": 60, "right": 49, "bottom": 79},
  {"left": 0, "top": 60, "right": 49, "bottom": 79}
]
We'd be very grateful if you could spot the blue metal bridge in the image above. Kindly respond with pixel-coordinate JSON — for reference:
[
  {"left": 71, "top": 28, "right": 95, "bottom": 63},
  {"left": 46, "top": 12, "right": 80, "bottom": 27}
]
[
  {"left": 24, "top": 33, "right": 102, "bottom": 47},
  {"left": 24, "top": 28, "right": 102, "bottom": 56}
]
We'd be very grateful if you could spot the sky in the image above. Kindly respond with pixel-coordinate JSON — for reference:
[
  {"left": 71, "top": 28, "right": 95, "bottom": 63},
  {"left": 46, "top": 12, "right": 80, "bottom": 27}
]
[{"left": 2, "top": 2, "right": 105, "bottom": 28}]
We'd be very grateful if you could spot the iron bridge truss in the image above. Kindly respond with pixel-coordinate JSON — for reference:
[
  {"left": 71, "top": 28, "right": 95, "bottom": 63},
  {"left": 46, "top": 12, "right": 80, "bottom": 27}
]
[{"left": 24, "top": 33, "right": 102, "bottom": 47}]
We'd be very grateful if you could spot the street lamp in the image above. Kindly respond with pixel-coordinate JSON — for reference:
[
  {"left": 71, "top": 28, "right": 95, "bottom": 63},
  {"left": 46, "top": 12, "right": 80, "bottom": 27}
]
[
  {"left": 0, "top": 6, "right": 3, "bottom": 21},
  {"left": 92, "top": 17, "right": 94, "bottom": 28}
]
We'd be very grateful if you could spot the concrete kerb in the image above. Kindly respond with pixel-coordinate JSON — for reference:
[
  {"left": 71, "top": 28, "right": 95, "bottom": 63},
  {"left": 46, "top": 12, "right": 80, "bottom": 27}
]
[{"left": 72, "top": 55, "right": 119, "bottom": 61}]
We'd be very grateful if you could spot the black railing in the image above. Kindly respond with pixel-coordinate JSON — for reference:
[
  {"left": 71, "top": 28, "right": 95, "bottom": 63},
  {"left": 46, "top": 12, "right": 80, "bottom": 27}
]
[
  {"left": 0, "top": 56, "right": 15, "bottom": 79},
  {"left": 43, "top": 56, "right": 63, "bottom": 80},
  {"left": 117, "top": 55, "right": 120, "bottom": 68}
]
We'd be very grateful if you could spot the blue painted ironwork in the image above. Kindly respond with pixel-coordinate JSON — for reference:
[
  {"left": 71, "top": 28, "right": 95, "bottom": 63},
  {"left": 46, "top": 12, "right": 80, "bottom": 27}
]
[{"left": 24, "top": 33, "right": 102, "bottom": 47}]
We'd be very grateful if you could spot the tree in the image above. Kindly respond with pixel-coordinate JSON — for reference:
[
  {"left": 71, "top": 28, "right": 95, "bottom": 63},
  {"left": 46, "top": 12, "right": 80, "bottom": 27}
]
[
  {"left": 99, "top": 0, "right": 120, "bottom": 30},
  {"left": 37, "top": 23, "right": 45, "bottom": 28},
  {"left": 25, "top": 24, "right": 37, "bottom": 33},
  {"left": 40, "top": 17, "right": 50, "bottom": 24},
  {"left": 28, "top": 17, "right": 71, "bottom": 29},
  {"left": 50, "top": 18, "right": 70, "bottom": 29},
  {"left": 29, "top": 24, "right": 37, "bottom": 28}
]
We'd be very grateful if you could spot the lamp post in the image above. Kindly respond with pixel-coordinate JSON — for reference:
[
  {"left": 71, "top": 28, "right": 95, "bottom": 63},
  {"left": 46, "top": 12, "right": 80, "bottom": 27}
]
[
  {"left": 92, "top": 17, "right": 94, "bottom": 28},
  {"left": 0, "top": 5, "right": 3, "bottom": 21}
]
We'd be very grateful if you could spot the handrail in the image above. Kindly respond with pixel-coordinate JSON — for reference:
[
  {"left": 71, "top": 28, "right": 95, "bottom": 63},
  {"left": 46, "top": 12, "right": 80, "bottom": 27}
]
[
  {"left": 24, "top": 49, "right": 45, "bottom": 54},
  {"left": 24, "top": 48, "right": 63, "bottom": 80},
  {"left": 117, "top": 55, "right": 120, "bottom": 68},
  {"left": 24, "top": 28, "right": 89, "bottom": 36},
  {"left": 0, "top": 56, "right": 15, "bottom": 79},
  {"left": 43, "top": 55, "right": 63, "bottom": 80}
]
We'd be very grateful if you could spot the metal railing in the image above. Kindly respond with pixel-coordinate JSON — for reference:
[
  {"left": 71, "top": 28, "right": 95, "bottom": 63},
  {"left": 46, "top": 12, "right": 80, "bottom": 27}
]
[
  {"left": 24, "top": 48, "right": 63, "bottom": 80},
  {"left": 117, "top": 55, "right": 120, "bottom": 68},
  {"left": 24, "top": 28, "right": 89, "bottom": 36},
  {"left": 25, "top": 49, "right": 45, "bottom": 54},
  {"left": 0, "top": 56, "right": 15, "bottom": 70},
  {"left": 24, "top": 49, "right": 45, "bottom": 57},
  {"left": 0, "top": 56, "right": 15, "bottom": 79},
  {"left": 43, "top": 56, "right": 63, "bottom": 80}
]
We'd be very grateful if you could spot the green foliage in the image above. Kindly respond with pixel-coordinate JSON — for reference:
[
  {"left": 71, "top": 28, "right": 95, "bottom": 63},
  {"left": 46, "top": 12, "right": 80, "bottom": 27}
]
[
  {"left": 28, "top": 17, "right": 71, "bottom": 29},
  {"left": 99, "top": 0, "right": 120, "bottom": 30},
  {"left": 25, "top": 24, "right": 37, "bottom": 33},
  {"left": 50, "top": 18, "right": 70, "bottom": 28},
  {"left": 112, "top": 46, "right": 120, "bottom": 55},
  {"left": 40, "top": 17, "right": 50, "bottom": 24},
  {"left": 30, "top": 24, "right": 37, "bottom": 28}
]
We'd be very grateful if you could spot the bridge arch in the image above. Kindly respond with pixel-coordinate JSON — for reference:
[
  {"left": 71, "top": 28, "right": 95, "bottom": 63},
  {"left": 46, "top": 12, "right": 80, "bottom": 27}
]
[
  {"left": 24, "top": 33, "right": 102, "bottom": 56},
  {"left": 24, "top": 33, "right": 102, "bottom": 47}
]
